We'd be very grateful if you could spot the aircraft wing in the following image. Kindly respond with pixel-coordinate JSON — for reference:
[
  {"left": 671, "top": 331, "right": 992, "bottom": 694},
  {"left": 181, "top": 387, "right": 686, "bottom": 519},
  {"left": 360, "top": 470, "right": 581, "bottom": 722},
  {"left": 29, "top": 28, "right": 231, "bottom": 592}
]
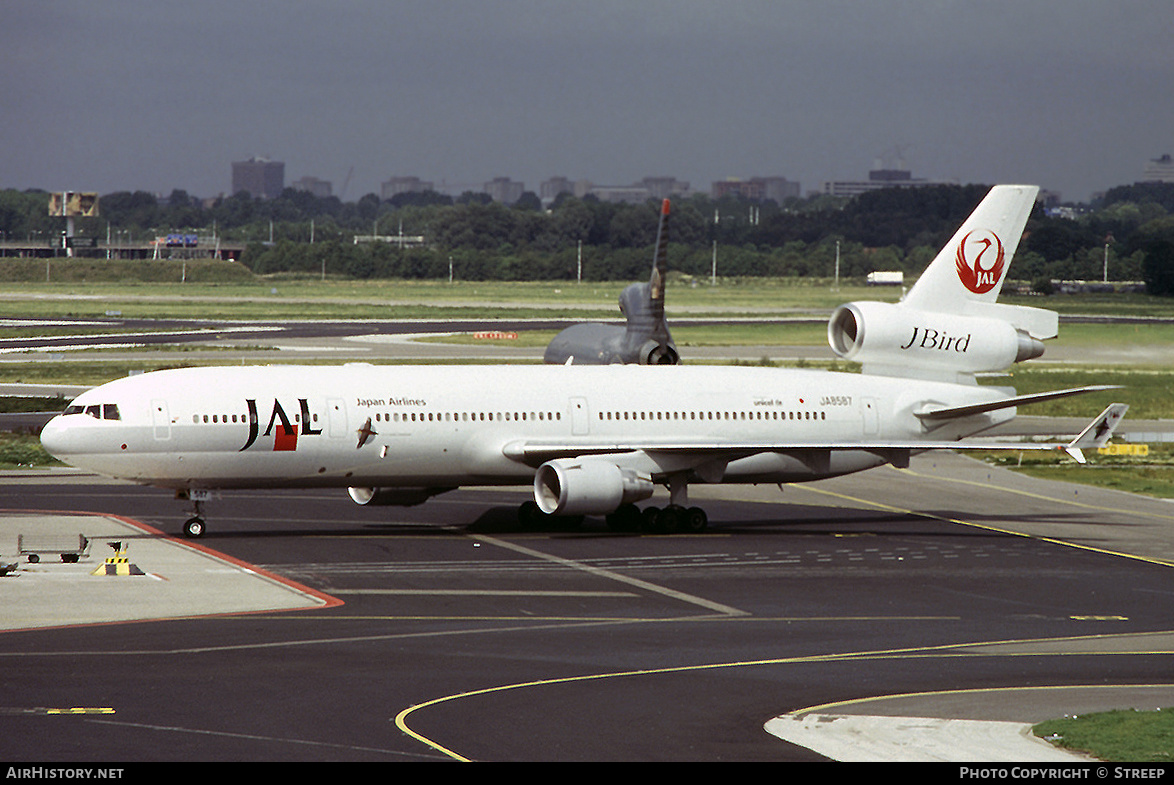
[{"left": 502, "top": 403, "right": 1129, "bottom": 470}]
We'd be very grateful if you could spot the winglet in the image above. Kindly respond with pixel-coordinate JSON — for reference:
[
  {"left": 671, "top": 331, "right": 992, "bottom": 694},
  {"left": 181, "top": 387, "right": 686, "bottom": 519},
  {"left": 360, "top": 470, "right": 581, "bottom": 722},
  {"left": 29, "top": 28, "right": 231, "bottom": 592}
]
[{"left": 1062, "top": 403, "right": 1129, "bottom": 463}]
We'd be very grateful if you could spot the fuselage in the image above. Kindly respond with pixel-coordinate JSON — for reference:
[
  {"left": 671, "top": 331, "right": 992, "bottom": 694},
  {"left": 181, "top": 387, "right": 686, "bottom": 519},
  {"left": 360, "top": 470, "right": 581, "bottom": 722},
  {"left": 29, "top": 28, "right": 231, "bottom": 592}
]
[{"left": 40, "top": 363, "right": 1013, "bottom": 492}]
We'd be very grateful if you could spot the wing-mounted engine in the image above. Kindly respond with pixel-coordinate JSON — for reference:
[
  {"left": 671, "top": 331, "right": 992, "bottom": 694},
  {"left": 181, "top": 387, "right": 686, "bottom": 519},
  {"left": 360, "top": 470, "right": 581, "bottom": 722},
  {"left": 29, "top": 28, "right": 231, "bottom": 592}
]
[
  {"left": 828, "top": 301, "right": 1050, "bottom": 382},
  {"left": 543, "top": 199, "right": 678, "bottom": 365},
  {"left": 534, "top": 458, "right": 654, "bottom": 516},
  {"left": 348, "top": 486, "right": 456, "bottom": 507}
]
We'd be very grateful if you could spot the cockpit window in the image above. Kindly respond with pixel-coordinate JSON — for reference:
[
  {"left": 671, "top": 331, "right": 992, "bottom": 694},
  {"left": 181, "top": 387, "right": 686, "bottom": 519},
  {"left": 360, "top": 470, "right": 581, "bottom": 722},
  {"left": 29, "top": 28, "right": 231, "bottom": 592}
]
[{"left": 63, "top": 403, "right": 121, "bottom": 421}]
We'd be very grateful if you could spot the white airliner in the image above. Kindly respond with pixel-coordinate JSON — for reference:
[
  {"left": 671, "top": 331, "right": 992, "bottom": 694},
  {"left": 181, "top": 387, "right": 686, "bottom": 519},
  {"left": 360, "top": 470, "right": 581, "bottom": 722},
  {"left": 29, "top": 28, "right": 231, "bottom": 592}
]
[{"left": 40, "top": 185, "right": 1127, "bottom": 538}]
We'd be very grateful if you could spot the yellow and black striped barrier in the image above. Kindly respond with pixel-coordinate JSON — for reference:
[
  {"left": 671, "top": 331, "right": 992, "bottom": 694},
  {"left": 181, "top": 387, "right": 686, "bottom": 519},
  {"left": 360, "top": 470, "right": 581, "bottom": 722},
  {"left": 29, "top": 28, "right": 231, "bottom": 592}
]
[{"left": 91, "top": 542, "right": 145, "bottom": 576}]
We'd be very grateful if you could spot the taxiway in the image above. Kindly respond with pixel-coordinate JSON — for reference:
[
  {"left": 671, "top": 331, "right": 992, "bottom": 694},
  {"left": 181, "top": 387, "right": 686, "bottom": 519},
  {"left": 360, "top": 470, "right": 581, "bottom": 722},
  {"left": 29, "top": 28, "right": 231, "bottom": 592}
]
[{"left": 1, "top": 451, "right": 1171, "bottom": 762}]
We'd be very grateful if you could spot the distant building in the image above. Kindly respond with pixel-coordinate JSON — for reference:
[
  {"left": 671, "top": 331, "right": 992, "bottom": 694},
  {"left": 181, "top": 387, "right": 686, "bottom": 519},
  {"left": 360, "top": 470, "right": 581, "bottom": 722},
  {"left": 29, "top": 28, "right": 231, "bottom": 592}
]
[
  {"left": 232, "top": 157, "right": 284, "bottom": 199},
  {"left": 820, "top": 165, "right": 954, "bottom": 198},
  {"left": 561, "top": 176, "right": 690, "bottom": 205},
  {"left": 586, "top": 184, "right": 653, "bottom": 204},
  {"left": 1143, "top": 154, "right": 1174, "bottom": 183},
  {"left": 711, "top": 176, "right": 799, "bottom": 202},
  {"left": 540, "top": 176, "right": 574, "bottom": 205},
  {"left": 484, "top": 177, "right": 525, "bottom": 205},
  {"left": 382, "top": 176, "right": 435, "bottom": 201},
  {"left": 637, "top": 177, "right": 691, "bottom": 200},
  {"left": 291, "top": 176, "right": 332, "bottom": 198}
]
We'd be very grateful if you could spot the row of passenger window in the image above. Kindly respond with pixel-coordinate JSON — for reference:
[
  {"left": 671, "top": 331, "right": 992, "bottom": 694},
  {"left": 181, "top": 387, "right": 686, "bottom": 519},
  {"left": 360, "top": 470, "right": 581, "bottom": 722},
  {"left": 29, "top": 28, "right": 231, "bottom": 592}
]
[
  {"left": 194, "top": 413, "right": 256, "bottom": 424},
  {"left": 187, "top": 408, "right": 825, "bottom": 427},
  {"left": 372, "top": 411, "right": 563, "bottom": 423},
  {"left": 600, "top": 409, "right": 826, "bottom": 422},
  {"left": 372, "top": 409, "right": 826, "bottom": 424}
]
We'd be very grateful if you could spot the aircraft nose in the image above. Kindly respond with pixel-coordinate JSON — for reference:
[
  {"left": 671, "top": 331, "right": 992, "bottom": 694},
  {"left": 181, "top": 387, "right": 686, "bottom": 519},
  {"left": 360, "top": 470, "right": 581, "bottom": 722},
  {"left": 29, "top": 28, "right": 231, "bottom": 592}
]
[{"left": 39, "top": 415, "right": 75, "bottom": 459}]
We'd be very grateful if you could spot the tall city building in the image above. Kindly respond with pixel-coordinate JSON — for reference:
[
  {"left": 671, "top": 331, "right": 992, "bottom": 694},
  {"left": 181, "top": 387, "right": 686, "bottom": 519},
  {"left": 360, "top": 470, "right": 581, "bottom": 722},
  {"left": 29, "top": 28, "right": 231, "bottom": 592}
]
[
  {"left": 484, "top": 177, "right": 525, "bottom": 205},
  {"left": 820, "top": 167, "right": 955, "bottom": 198},
  {"left": 382, "top": 176, "right": 435, "bottom": 201},
  {"left": 540, "top": 176, "right": 574, "bottom": 204},
  {"left": 232, "top": 157, "right": 285, "bottom": 199},
  {"left": 711, "top": 177, "right": 799, "bottom": 202},
  {"left": 291, "top": 176, "right": 332, "bottom": 198},
  {"left": 1143, "top": 154, "right": 1174, "bottom": 183}
]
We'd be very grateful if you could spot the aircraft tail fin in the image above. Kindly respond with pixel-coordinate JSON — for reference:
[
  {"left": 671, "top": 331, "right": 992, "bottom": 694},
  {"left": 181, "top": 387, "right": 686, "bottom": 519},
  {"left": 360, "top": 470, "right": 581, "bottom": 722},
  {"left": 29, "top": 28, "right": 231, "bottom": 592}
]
[
  {"left": 616, "top": 198, "right": 677, "bottom": 364},
  {"left": 902, "top": 185, "right": 1038, "bottom": 313},
  {"left": 648, "top": 198, "right": 670, "bottom": 322}
]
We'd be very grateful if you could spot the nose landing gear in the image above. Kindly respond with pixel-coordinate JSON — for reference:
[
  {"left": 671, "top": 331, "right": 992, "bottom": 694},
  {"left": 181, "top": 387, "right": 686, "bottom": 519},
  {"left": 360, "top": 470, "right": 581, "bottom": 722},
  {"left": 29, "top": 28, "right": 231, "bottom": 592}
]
[{"left": 177, "top": 489, "right": 212, "bottom": 538}]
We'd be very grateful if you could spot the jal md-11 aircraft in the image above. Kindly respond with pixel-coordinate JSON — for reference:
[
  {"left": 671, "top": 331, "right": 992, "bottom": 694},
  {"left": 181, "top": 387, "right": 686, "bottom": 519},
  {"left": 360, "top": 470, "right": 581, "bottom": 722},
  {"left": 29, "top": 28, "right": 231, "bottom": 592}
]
[{"left": 41, "top": 185, "right": 1127, "bottom": 539}]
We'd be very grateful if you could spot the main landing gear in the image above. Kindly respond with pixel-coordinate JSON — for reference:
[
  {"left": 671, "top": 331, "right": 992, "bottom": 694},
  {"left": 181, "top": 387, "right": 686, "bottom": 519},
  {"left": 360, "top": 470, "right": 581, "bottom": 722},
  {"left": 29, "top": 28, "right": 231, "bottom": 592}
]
[
  {"left": 517, "top": 469, "right": 711, "bottom": 535},
  {"left": 604, "top": 503, "right": 708, "bottom": 534},
  {"left": 515, "top": 500, "right": 707, "bottom": 533},
  {"left": 612, "top": 473, "right": 709, "bottom": 533}
]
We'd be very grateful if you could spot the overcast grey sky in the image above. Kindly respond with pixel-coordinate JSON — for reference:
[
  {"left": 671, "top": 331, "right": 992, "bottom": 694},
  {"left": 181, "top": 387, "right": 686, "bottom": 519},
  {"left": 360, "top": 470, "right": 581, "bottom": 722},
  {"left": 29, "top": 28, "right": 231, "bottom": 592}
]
[{"left": 3, "top": 0, "right": 1171, "bottom": 203}]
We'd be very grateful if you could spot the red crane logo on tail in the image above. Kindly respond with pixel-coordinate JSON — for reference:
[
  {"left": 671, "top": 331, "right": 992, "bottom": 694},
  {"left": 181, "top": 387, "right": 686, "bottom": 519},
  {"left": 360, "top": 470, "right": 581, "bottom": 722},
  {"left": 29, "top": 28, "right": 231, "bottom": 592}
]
[{"left": 955, "top": 229, "right": 1005, "bottom": 294}]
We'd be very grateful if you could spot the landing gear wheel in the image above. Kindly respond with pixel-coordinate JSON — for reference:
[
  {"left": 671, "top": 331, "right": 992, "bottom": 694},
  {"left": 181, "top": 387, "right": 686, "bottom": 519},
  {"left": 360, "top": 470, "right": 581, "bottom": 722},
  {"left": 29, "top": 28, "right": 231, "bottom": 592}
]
[
  {"left": 183, "top": 517, "right": 206, "bottom": 539},
  {"left": 518, "top": 501, "right": 545, "bottom": 529},
  {"left": 684, "top": 506, "right": 708, "bottom": 533},
  {"left": 605, "top": 503, "right": 642, "bottom": 532},
  {"left": 517, "top": 501, "right": 582, "bottom": 531},
  {"left": 656, "top": 505, "right": 684, "bottom": 534},
  {"left": 180, "top": 491, "right": 210, "bottom": 539}
]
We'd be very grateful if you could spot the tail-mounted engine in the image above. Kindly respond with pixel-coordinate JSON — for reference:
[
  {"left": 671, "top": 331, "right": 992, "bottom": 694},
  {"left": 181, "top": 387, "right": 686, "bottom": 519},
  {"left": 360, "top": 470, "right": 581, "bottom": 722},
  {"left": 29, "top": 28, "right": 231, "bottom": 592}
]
[
  {"left": 828, "top": 301, "right": 1047, "bottom": 380},
  {"left": 639, "top": 339, "right": 680, "bottom": 365}
]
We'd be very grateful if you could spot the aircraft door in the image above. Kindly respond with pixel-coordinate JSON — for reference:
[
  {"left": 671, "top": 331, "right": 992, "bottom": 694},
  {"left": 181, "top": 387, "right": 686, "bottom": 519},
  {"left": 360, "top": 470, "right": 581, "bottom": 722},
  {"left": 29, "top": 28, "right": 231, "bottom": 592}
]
[
  {"left": 326, "top": 398, "right": 347, "bottom": 438},
  {"left": 861, "top": 397, "right": 879, "bottom": 436},
  {"left": 569, "top": 397, "right": 590, "bottom": 435},
  {"left": 151, "top": 399, "right": 171, "bottom": 440}
]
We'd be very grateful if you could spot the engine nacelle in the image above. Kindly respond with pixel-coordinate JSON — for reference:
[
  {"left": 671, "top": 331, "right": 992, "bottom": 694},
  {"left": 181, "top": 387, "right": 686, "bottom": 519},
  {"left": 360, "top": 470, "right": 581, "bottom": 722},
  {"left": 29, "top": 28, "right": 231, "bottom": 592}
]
[
  {"left": 533, "top": 458, "right": 654, "bottom": 516},
  {"left": 638, "top": 339, "right": 679, "bottom": 365},
  {"left": 828, "top": 301, "right": 1044, "bottom": 377},
  {"left": 348, "top": 486, "right": 454, "bottom": 507}
]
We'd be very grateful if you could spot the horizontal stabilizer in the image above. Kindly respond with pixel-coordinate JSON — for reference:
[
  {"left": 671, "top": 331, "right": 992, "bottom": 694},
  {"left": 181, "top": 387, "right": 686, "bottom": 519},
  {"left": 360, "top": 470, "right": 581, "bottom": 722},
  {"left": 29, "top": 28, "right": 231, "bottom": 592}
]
[
  {"left": 914, "top": 385, "right": 1121, "bottom": 421},
  {"left": 1063, "top": 402, "right": 1129, "bottom": 463}
]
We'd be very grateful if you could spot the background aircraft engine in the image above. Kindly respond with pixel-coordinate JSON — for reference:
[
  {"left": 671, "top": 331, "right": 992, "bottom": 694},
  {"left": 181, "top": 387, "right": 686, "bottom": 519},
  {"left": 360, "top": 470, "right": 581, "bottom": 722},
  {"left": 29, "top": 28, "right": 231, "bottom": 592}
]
[
  {"left": 639, "top": 339, "right": 680, "bottom": 365},
  {"left": 828, "top": 301, "right": 1044, "bottom": 376},
  {"left": 347, "top": 486, "right": 454, "bottom": 507},
  {"left": 534, "top": 458, "right": 654, "bottom": 516}
]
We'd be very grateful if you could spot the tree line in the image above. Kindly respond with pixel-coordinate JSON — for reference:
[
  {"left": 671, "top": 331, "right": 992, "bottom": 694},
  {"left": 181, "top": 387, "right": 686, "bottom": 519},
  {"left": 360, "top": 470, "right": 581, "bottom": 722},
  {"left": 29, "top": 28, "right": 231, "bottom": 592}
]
[{"left": 3, "top": 182, "right": 1174, "bottom": 291}]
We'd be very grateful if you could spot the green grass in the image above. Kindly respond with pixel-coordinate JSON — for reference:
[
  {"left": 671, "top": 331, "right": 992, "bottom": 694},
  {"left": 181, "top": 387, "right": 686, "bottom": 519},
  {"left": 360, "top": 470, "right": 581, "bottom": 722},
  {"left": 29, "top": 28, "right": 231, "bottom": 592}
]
[
  {"left": 416, "top": 320, "right": 831, "bottom": 348},
  {"left": 980, "top": 367, "right": 1174, "bottom": 419},
  {"left": 0, "top": 277, "right": 884, "bottom": 320},
  {"left": 0, "top": 432, "right": 58, "bottom": 469},
  {"left": 1034, "top": 708, "right": 1174, "bottom": 762},
  {"left": 983, "top": 445, "right": 1174, "bottom": 498}
]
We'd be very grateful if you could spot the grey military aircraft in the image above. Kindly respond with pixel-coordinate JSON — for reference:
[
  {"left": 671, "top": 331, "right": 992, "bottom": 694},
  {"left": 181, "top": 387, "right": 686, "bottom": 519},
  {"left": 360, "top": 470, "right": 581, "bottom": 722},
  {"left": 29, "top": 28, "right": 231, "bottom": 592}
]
[{"left": 543, "top": 199, "right": 679, "bottom": 365}]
